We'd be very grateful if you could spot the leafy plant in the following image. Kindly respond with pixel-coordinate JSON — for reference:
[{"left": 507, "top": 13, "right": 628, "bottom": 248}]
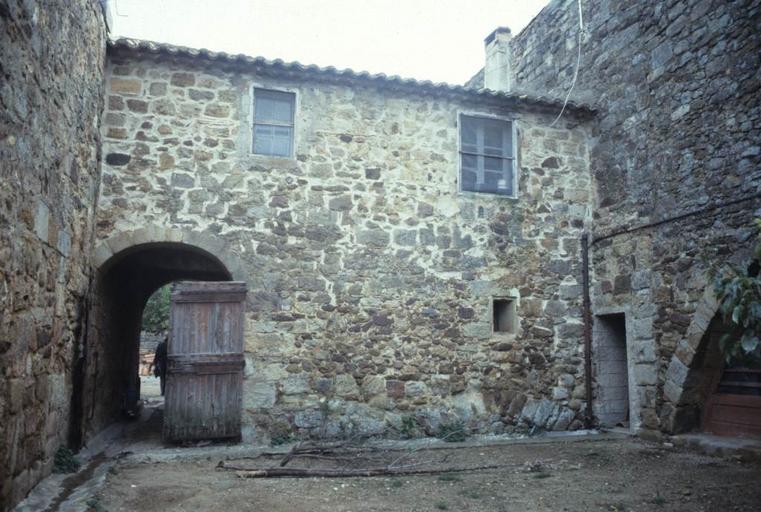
[
  {"left": 270, "top": 433, "right": 294, "bottom": 445},
  {"left": 86, "top": 498, "right": 108, "bottom": 512},
  {"left": 399, "top": 415, "right": 419, "bottom": 439},
  {"left": 141, "top": 284, "right": 171, "bottom": 334},
  {"left": 437, "top": 420, "right": 468, "bottom": 442},
  {"left": 267, "top": 417, "right": 297, "bottom": 445},
  {"left": 712, "top": 219, "right": 761, "bottom": 364},
  {"left": 53, "top": 446, "right": 80, "bottom": 474}
]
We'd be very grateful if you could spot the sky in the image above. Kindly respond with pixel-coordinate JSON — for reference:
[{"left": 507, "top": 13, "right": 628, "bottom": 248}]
[{"left": 109, "top": 0, "right": 550, "bottom": 85}]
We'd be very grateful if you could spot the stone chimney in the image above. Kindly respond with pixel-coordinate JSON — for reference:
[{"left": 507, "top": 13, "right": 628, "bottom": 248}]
[{"left": 483, "top": 27, "right": 512, "bottom": 92}]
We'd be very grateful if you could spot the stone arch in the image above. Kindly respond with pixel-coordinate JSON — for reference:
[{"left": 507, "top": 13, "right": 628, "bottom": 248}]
[
  {"left": 661, "top": 246, "right": 756, "bottom": 434},
  {"left": 662, "top": 285, "right": 719, "bottom": 434},
  {"left": 73, "top": 226, "right": 250, "bottom": 443},
  {"left": 93, "top": 226, "right": 248, "bottom": 284}
]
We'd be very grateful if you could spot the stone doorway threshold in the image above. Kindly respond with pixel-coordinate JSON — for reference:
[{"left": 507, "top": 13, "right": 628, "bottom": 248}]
[{"left": 15, "top": 425, "right": 623, "bottom": 512}]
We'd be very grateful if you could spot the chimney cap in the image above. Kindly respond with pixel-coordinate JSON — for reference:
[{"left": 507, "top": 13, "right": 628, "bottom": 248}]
[{"left": 485, "top": 26, "right": 512, "bottom": 45}]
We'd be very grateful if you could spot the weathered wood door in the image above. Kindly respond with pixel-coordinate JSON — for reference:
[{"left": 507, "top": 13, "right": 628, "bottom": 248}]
[
  {"left": 703, "top": 367, "right": 761, "bottom": 438},
  {"left": 163, "top": 281, "right": 247, "bottom": 442}
]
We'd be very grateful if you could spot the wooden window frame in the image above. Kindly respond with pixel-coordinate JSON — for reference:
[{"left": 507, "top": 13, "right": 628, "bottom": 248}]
[
  {"left": 457, "top": 113, "right": 518, "bottom": 198},
  {"left": 252, "top": 87, "right": 296, "bottom": 157}
]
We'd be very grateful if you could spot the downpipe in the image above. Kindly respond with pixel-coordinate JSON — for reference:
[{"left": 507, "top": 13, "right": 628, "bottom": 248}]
[{"left": 581, "top": 232, "right": 594, "bottom": 428}]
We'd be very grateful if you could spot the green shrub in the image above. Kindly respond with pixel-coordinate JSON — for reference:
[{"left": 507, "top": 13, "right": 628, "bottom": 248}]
[
  {"left": 269, "top": 419, "right": 295, "bottom": 446},
  {"left": 400, "top": 415, "right": 419, "bottom": 439},
  {"left": 53, "top": 446, "right": 80, "bottom": 474},
  {"left": 141, "top": 285, "right": 171, "bottom": 334},
  {"left": 437, "top": 420, "right": 467, "bottom": 442},
  {"left": 712, "top": 219, "right": 761, "bottom": 365}
]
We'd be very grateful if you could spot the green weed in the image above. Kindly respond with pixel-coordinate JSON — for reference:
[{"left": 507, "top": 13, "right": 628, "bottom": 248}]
[
  {"left": 437, "top": 420, "right": 467, "bottom": 442},
  {"left": 53, "top": 446, "right": 80, "bottom": 474},
  {"left": 437, "top": 474, "right": 463, "bottom": 482}
]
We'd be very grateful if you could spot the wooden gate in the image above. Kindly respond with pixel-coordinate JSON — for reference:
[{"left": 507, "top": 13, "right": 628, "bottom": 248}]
[
  {"left": 703, "top": 367, "right": 761, "bottom": 438},
  {"left": 163, "top": 281, "right": 247, "bottom": 442}
]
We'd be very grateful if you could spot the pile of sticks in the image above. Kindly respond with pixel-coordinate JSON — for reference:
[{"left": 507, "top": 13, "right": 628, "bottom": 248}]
[{"left": 216, "top": 440, "right": 509, "bottom": 479}]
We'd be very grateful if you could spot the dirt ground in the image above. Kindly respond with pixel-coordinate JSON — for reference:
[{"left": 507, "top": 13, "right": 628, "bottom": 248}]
[{"left": 87, "top": 436, "right": 761, "bottom": 512}]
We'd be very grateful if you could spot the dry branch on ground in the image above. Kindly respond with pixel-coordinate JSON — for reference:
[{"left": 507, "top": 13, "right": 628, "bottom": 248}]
[{"left": 216, "top": 439, "right": 513, "bottom": 479}]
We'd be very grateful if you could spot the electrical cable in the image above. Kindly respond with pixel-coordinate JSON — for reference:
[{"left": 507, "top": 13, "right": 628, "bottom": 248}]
[
  {"left": 591, "top": 192, "right": 761, "bottom": 245},
  {"left": 550, "top": 0, "right": 584, "bottom": 126}
]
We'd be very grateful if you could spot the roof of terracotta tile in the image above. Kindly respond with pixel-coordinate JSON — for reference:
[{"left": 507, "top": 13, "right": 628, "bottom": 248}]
[{"left": 108, "top": 38, "right": 596, "bottom": 116}]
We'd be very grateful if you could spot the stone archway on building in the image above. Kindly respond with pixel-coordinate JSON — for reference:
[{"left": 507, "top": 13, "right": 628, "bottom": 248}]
[
  {"left": 71, "top": 227, "right": 249, "bottom": 444},
  {"left": 661, "top": 247, "right": 761, "bottom": 439},
  {"left": 661, "top": 287, "right": 722, "bottom": 434}
]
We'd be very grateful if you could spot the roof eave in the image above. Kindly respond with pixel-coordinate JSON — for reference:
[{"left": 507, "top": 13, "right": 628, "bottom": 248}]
[{"left": 107, "top": 38, "right": 597, "bottom": 117}]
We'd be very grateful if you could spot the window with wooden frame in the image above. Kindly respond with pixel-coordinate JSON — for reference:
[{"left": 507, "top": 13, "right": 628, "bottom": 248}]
[
  {"left": 459, "top": 114, "right": 516, "bottom": 197},
  {"left": 252, "top": 88, "right": 295, "bottom": 157}
]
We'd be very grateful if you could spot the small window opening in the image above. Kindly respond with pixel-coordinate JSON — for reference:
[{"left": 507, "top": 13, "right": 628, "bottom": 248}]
[
  {"left": 493, "top": 298, "right": 516, "bottom": 333},
  {"left": 252, "top": 88, "right": 295, "bottom": 157}
]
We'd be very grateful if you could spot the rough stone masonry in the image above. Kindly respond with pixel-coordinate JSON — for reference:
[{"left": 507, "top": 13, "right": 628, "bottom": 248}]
[
  {"left": 1, "top": 0, "right": 760, "bottom": 510},
  {"left": 0, "top": 0, "right": 107, "bottom": 508},
  {"left": 500, "top": 0, "right": 761, "bottom": 433},
  {"left": 93, "top": 43, "right": 595, "bottom": 443}
]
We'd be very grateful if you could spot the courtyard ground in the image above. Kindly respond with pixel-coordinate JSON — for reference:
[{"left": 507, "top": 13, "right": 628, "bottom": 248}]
[
  {"left": 139, "top": 376, "right": 162, "bottom": 401},
  {"left": 86, "top": 434, "right": 761, "bottom": 512}
]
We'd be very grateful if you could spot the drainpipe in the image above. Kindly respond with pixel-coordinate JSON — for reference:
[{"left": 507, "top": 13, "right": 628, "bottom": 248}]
[{"left": 581, "top": 232, "right": 594, "bottom": 428}]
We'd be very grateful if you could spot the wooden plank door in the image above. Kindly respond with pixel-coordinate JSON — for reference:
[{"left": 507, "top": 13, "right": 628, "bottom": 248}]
[
  {"left": 703, "top": 368, "right": 761, "bottom": 438},
  {"left": 163, "top": 281, "right": 247, "bottom": 442}
]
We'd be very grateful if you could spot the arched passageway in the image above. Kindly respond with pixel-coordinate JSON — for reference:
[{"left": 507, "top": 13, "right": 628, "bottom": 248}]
[
  {"left": 664, "top": 302, "right": 761, "bottom": 437},
  {"left": 667, "top": 314, "right": 726, "bottom": 433},
  {"left": 72, "top": 241, "right": 234, "bottom": 443}
]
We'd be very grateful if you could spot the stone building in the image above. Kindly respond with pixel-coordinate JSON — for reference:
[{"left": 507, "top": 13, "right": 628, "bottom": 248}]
[
  {"left": 498, "top": 0, "right": 761, "bottom": 435},
  {"left": 88, "top": 38, "right": 595, "bottom": 443},
  {"left": 1, "top": 0, "right": 760, "bottom": 509},
  {"left": 0, "top": 0, "right": 107, "bottom": 507}
]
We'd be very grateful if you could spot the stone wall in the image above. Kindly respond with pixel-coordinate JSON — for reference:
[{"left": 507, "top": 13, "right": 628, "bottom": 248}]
[
  {"left": 95, "top": 48, "right": 595, "bottom": 442},
  {"left": 0, "top": 0, "right": 106, "bottom": 508},
  {"left": 502, "top": 0, "right": 761, "bottom": 433}
]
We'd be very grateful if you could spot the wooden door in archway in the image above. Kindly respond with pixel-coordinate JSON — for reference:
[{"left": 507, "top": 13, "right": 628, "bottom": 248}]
[
  {"left": 703, "top": 365, "right": 761, "bottom": 438},
  {"left": 163, "top": 281, "right": 247, "bottom": 442}
]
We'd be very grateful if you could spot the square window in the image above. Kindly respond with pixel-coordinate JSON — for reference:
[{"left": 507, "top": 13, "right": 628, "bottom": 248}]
[
  {"left": 493, "top": 298, "right": 516, "bottom": 334},
  {"left": 253, "top": 88, "right": 295, "bottom": 157},
  {"left": 459, "top": 115, "right": 516, "bottom": 197}
]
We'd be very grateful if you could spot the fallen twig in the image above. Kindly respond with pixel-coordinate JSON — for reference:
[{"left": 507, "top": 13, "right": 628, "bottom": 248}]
[
  {"left": 279, "top": 441, "right": 301, "bottom": 467},
  {"left": 387, "top": 429, "right": 464, "bottom": 469},
  {"left": 219, "top": 462, "right": 509, "bottom": 478}
]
